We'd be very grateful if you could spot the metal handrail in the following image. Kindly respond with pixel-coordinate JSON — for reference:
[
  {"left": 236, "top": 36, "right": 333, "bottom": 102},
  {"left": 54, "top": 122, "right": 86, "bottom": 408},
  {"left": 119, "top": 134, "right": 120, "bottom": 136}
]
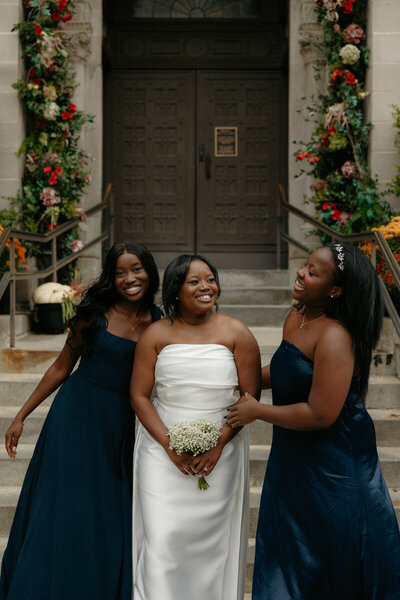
[
  {"left": 276, "top": 184, "right": 400, "bottom": 337},
  {"left": 0, "top": 183, "right": 114, "bottom": 347}
]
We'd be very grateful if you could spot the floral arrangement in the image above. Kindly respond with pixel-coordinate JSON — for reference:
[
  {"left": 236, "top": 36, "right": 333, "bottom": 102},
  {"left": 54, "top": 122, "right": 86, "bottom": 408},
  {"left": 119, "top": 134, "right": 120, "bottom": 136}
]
[
  {"left": 0, "top": 226, "right": 27, "bottom": 279},
  {"left": 360, "top": 216, "right": 400, "bottom": 294},
  {"left": 11, "top": 0, "right": 93, "bottom": 281},
  {"left": 296, "top": 0, "right": 392, "bottom": 236},
  {"left": 61, "top": 265, "right": 86, "bottom": 321},
  {"left": 167, "top": 419, "right": 222, "bottom": 490}
]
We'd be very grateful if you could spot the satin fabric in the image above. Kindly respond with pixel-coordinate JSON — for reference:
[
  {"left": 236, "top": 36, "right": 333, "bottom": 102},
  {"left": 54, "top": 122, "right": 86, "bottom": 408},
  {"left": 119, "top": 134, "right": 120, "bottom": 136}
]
[
  {"left": 133, "top": 344, "right": 249, "bottom": 600},
  {"left": 0, "top": 308, "right": 162, "bottom": 600},
  {"left": 252, "top": 339, "right": 400, "bottom": 600}
]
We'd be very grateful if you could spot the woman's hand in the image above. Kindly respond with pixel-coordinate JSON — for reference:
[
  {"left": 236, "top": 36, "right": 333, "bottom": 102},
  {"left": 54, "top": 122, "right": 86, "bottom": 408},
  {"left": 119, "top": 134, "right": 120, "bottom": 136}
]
[
  {"left": 192, "top": 443, "right": 223, "bottom": 477},
  {"left": 5, "top": 420, "right": 24, "bottom": 458},
  {"left": 226, "top": 392, "right": 260, "bottom": 428},
  {"left": 165, "top": 448, "right": 198, "bottom": 476}
]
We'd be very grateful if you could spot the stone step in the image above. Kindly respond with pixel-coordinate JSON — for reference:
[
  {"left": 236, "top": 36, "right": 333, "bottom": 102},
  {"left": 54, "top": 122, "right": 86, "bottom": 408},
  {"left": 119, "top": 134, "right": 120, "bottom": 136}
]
[
  {"left": 0, "top": 348, "right": 60, "bottom": 373},
  {"left": 220, "top": 305, "right": 290, "bottom": 327},
  {"left": 249, "top": 408, "right": 400, "bottom": 446},
  {"left": 220, "top": 287, "right": 292, "bottom": 305},
  {"left": 249, "top": 444, "right": 400, "bottom": 489},
  {"left": 0, "top": 406, "right": 50, "bottom": 442},
  {"left": 218, "top": 270, "right": 290, "bottom": 288},
  {"left": 0, "top": 374, "right": 55, "bottom": 406},
  {"left": 0, "top": 314, "right": 30, "bottom": 347}
]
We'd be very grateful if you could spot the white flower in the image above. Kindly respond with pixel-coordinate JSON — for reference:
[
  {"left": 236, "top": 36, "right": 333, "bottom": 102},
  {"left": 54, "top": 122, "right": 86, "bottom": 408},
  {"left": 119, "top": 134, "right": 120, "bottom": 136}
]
[
  {"left": 167, "top": 419, "right": 221, "bottom": 457},
  {"left": 340, "top": 44, "right": 361, "bottom": 65},
  {"left": 43, "top": 101, "right": 60, "bottom": 121}
]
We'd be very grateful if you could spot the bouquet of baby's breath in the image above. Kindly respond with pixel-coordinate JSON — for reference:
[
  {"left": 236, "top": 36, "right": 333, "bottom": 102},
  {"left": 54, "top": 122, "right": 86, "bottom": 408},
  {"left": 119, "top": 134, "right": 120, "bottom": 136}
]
[{"left": 167, "top": 418, "right": 222, "bottom": 490}]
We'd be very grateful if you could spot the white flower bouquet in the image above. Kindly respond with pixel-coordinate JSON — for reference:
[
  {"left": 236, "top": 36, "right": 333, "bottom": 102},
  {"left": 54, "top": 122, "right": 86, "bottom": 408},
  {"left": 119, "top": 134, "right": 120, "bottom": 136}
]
[{"left": 167, "top": 418, "right": 222, "bottom": 490}]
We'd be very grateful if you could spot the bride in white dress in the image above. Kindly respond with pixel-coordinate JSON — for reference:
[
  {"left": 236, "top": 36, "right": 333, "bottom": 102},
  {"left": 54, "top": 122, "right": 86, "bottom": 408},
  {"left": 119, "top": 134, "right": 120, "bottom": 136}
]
[{"left": 130, "top": 255, "right": 261, "bottom": 600}]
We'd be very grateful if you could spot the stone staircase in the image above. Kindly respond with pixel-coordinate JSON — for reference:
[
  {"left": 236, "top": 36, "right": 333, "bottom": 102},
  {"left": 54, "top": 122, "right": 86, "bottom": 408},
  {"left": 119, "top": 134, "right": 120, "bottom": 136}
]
[{"left": 0, "top": 270, "right": 399, "bottom": 600}]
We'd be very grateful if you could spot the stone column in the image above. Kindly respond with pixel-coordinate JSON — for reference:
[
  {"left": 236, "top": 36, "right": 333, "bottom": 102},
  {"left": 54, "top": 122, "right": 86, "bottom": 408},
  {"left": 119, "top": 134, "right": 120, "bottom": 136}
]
[
  {"left": 64, "top": 0, "right": 103, "bottom": 281},
  {"left": 0, "top": 0, "right": 24, "bottom": 210},
  {"left": 366, "top": 0, "right": 400, "bottom": 213},
  {"left": 287, "top": 0, "right": 324, "bottom": 279}
]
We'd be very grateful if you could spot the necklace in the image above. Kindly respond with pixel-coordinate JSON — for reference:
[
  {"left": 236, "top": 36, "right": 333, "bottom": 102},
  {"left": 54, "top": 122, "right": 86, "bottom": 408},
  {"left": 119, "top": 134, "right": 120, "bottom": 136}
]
[
  {"left": 178, "top": 315, "right": 212, "bottom": 328},
  {"left": 114, "top": 306, "right": 145, "bottom": 332},
  {"left": 299, "top": 311, "right": 324, "bottom": 330}
]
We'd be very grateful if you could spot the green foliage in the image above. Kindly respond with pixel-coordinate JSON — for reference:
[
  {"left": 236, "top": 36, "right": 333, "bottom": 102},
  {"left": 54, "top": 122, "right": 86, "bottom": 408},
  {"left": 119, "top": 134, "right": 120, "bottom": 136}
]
[
  {"left": 10, "top": 0, "right": 93, "bottom": 278},
  {"left": 296, "top": 0, "right": 393, "bottom": 235}
]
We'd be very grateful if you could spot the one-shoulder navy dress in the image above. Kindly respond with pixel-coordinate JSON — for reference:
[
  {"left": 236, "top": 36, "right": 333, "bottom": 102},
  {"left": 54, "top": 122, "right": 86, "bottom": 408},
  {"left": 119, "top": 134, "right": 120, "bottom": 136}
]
[
  {"left": 0, "top": 307, "right": 162, "bottom": 600},
  {"left": 252, "top": 339, "right": 400, "bottom": 600}
]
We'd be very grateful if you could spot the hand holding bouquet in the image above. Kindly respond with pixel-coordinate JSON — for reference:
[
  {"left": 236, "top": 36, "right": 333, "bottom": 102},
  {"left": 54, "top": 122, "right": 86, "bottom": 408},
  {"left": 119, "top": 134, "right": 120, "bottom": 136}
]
[{"left": 167, "top": 418, "right": 222, "bottom": 490}]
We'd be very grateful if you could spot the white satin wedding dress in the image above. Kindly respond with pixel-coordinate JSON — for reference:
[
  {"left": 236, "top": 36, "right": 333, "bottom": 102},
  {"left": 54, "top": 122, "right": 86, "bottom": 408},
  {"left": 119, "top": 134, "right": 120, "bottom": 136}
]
[{"left": 132, "top": 344, "right": 249, "bottom": 600}]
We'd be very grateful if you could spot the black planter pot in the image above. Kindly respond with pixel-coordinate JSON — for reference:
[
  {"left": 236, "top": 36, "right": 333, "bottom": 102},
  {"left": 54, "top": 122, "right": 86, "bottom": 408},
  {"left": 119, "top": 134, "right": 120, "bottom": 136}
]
[
  {"left": 0, "top": 287, "right": 10, "bottom": 315},
  {"left": 35, "top": 303, "right": 65, "bottom": 334}
]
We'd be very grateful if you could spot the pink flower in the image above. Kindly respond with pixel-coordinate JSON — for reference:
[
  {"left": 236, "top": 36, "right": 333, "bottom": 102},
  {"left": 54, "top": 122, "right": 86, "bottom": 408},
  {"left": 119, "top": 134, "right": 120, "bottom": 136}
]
[
  {"left": 311, "top": 179, "right": 329, "bottom": 192},
  {"left": 333, "top": 24, "right": 341, "bottom": 34},
  {"left": 71, "top": 239, "right": 84, "bottom": 253},
  {"left": 75, "top": 207, "right": 87, "bottom": 221},
  {"left": 84, "top": 173, "right": 92, "bottom": 184},
  {"left": 337, "top": 212, "right": 352, "bottom": 229},
  {"left": 341, "top": 160, "right": 356, "bottom": 179},
  {"left": 40, "top": 187, "right": 61, "bottom": 207},
  {"left": 343, "top": 23, "right": 365, "bottom": 45}
]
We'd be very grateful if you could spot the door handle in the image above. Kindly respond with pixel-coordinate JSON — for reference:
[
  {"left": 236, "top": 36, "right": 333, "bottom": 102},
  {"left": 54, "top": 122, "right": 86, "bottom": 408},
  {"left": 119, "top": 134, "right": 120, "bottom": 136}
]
[
  {"left": 199, "top": 144, "right": 205, "bottom": 162},
  {"left": 205, "top": 153, "right": 211, "bottom": 179}
]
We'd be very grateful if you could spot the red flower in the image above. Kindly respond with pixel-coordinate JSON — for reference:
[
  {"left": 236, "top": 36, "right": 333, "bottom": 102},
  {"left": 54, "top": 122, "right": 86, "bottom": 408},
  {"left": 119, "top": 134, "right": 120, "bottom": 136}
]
[
  {"left": 33, "top": 22, "right": 42, "bottom": 36},
  {"left": 28, "top": 68, "right": 36, "bottom": 79},
  {"left": 332, "top": 69, "right": 342, "bottom": 83},
  {"left": 33, "top": 78, "right": 40, "bottom": 86},
  {"left": 62, "top": 13, "right": 72, "bottom": 22},
  {"left": 48, "top": 224, "right": 57, "bottom": 231},
  {"left": 43, "top": 166, "right": 52, "bottom": 174},
  {"left": 61, "top": 111, "right": 72, "bottom": 120},
  {"left": 67, "top": 103, "right": 77, "bottom": 114},
  {"left": 345, "top": 71, "right": 356, "bottom": 85},
  {"left": 296, "top": 151, "right": 310, "bottom": 161},
  {"left": 326, "top": 126, "right": 336, "bottom": 136},
  {"left": 57, "top": 0, "right": 68, "bottom": 10},
  {"left": 342, "top": 0, "right": 355, "bottom": 15},
  {"left": 308, "top": 156, "right": 320, "bottom": 164},
  {"left": 51, "top": 13, "right": 61, "bottom": 22},
  {"left": 331, "top": 209, "right": 341, "bottom": 220},
  {"left": 49, "top": 167, "right": 63, "bottom": 186},
  {"left": 322, "top": 202, "right": 332, "bottom": 210}
]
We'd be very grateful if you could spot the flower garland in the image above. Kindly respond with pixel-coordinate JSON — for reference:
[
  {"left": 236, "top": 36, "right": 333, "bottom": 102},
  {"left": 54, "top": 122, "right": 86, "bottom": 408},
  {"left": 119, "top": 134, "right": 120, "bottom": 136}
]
[
  {"left": 296, "top": 0, "right": 392, "bottom": 236},
  {"left": 11, "top": 0, "right": 93, "bottom": 280},
  {"left": 360, "top": 216, "right": 400, "bottom": 294}
]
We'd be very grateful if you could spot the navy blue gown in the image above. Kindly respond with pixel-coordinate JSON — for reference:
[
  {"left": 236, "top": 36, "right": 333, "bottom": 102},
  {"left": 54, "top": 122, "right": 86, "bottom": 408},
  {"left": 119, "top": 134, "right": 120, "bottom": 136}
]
[
  {"left": 0, "top": 307, "right": 161, "bottom": 600},
  {"left": 252, "top": 339, "right": 400, "bottom": 600}
]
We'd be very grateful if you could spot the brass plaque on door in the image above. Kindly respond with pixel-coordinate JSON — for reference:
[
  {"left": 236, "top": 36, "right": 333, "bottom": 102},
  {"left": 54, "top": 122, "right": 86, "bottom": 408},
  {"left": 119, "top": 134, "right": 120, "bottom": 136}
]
[{"left": 214, "top": 126, "right": 238, "bottom": 157}]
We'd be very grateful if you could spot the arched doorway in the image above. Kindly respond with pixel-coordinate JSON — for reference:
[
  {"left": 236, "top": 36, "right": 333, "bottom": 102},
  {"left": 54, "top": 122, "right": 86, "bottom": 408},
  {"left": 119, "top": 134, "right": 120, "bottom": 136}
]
[{"left": 103, "top": 0, "right": 288, "bottom": 268}]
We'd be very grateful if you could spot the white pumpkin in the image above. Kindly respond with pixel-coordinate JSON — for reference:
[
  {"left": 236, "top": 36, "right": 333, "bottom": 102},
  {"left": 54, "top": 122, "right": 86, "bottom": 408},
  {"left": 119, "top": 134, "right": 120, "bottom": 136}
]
[{"left": 32, "top": 282, "right": 73, "bottom": 304}]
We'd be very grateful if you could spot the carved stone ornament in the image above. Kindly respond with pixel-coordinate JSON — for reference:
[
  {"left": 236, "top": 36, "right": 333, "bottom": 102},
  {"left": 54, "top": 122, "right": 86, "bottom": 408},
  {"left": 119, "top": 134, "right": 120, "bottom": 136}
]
[
  {"left": 64, "top": 22, "right": 93, "bottom": 63},
  {"left": 298, "top": 1, "right": 323, "bottom": 61}
]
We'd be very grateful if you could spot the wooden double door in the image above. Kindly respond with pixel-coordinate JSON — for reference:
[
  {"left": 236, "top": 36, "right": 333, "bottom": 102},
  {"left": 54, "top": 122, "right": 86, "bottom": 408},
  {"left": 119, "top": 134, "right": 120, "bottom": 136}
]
[{"left": 107, "top": 70, "right": 285, "bottom": 267}]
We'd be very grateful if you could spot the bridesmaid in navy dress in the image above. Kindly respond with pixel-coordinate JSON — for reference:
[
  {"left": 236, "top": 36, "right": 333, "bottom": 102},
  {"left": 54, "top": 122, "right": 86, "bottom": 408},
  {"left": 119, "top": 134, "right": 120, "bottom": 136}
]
[
  {"left": 0, "top": 242, "right": 161, "bottom": 600},
  {"left": 228, "top": 243, "right": 400, "bottom": 599}
]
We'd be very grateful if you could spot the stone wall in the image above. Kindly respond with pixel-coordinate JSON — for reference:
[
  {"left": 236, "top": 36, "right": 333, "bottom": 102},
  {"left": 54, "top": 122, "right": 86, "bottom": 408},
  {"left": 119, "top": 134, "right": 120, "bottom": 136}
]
[
  {"left": 64, "top": 0, "right": 103, "bottom": 282},
  {"left": 367, "top": 0, "right": 400, "bottom": 212},
  {"left": 0, "top": 0, "right": 24, "bottom": 210},
  {"left": 287, "top": 0, "right": 324, "bottom": 280}
]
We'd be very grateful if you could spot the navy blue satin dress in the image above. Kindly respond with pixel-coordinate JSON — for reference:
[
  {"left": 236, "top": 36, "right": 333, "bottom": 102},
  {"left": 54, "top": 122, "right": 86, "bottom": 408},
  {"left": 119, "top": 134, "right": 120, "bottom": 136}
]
[
  {"left": 0, "top": 307, "right": 161, "bottom": 600},
  {"left": 252, "top": 340, "right": 400, "bottom": 600}
]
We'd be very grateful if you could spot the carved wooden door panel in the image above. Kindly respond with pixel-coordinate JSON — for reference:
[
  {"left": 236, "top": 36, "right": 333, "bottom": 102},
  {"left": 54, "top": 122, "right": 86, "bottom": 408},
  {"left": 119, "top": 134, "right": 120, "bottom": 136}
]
[
  {"left": 196, "top": 71, "right": 284, "bottom": 267},
  {"left": 108, "top": 72, "right": 195, "bottom": 253}
]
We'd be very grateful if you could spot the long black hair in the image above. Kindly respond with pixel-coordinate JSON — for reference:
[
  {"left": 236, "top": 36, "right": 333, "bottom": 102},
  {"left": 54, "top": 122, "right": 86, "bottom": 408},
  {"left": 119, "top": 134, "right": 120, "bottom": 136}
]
[
  {"left": 162, "top": 254, "right": 220, "bottom": 321},
  {"left": 325, "top": 242, "right": 383, "bottom": 401},
  {"left": 69, "top": 242, "right": 159, "bottom": 355}
]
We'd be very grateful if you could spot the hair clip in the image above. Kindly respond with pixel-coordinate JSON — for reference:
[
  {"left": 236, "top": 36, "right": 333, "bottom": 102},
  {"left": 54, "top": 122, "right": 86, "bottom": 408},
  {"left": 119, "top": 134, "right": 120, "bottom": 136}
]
[{"left": 334, "top": 243, "right": 345, "bottom": 271}]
